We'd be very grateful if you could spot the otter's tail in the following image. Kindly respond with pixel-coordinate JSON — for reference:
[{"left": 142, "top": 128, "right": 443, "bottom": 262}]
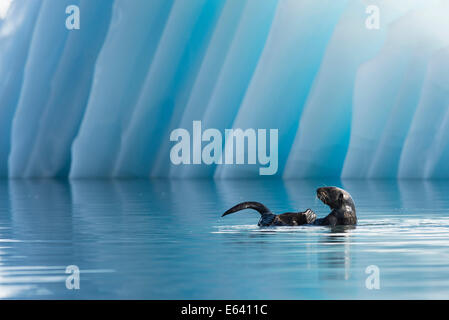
[
  {"left": 222, "top": 201, "right": 272, "bottom": 217},
  {"left": 222, "top": 202, "right": 277, "bottom": 226}
]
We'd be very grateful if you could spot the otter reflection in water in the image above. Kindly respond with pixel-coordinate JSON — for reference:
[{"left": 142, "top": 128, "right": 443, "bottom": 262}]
[{"left": 222, "top": 187, "right": 357, "bottom": 227}]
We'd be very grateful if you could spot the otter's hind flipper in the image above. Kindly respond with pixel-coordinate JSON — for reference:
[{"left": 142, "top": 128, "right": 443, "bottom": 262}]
[
  {"left": 222, "top": 201, "right": 271, "bottom": 217},
  {"left": 222, "top": 202, "right": 276, "bottom": 226}
]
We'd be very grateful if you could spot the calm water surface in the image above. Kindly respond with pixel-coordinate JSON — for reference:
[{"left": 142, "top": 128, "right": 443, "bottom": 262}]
[{"left": 0, "top": 179, "right": 449, "bottom": 299}]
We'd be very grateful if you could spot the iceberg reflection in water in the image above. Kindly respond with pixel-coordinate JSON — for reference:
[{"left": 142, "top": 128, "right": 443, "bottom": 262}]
[{"left": 0, "top": 179, "right": 449, "bottom": 299}]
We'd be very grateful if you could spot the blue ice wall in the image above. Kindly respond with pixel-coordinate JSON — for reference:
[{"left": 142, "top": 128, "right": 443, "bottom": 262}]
[
  {"left": 0, "top": 0, "right": 448, "bottom": 179},
  {"left": 0, "top": 0, "right": 42, "bottom": 177},
  {"left": 9, "top": 0, "right": 113, "bottom": 178}
]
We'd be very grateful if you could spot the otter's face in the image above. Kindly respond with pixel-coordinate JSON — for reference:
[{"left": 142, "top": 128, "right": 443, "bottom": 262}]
[{"left": 317, "top": 187, "right": 353, "bottom": 210}]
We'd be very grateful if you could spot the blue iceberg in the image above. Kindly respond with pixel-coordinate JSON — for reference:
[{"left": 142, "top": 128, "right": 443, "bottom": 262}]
[{"left": 0, "top": 0, "right": 448, "bottom": 178}]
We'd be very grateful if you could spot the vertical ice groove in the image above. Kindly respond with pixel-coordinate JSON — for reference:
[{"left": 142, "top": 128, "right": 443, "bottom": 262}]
[
  {"left": 341, "top": 2, "right": 449, "bottom": 179},
  {"left": 284, "top": 0, "right": 381, "bottom": 179},
  {"left": 0, "top": 0, "right": 42, "bottom": 177},
  {"left": 369, "top": 6, "right": 449, "bottom": 178},
  {"left": 8, "top": 0, "right": 76, "bottom": 177},
  {"left": 166, "top": 0, "right": 248, "bottom": 178},
  {"left": 148, "top": 0, "right": 229, "bottom": 177},
  {"left": 113, "top": 0, "right": 224, "bottom": 177},
  {"left": 167, "top": 0, "right": 277, "bottom": 178},
  {"left": 426, "top": 98, "right": 449, "bottom": 178},
  {"left": 217, "top": 0, "right": 347, "bottom": 179},
  {"left": 398, "top": 47, "right": 449, "bottom": 178},
  {"left": 22, "top": 0, "right": 114, "bottom": 178},
  {"left": 70, "top": 0, "right": 174, "bottom": 178},
  {"left": 183, "top": 0, "right": 279, "bottom": 178},
  {"left": 366, "top": 59, "right": 428, "bottom": 178}
]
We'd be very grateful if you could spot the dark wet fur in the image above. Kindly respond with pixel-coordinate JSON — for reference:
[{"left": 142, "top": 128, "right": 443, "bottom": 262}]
[
  {"left": 315, "top": 187, "right": 357, "bottom": 226},
  {"left": 221, "top": 187, "right": 357, "bottom": 227}
]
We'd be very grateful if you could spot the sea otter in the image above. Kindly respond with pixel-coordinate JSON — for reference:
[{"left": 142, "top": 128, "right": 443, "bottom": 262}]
[{"left": 221, "top": 186, "right": 356, "bottom": 227}]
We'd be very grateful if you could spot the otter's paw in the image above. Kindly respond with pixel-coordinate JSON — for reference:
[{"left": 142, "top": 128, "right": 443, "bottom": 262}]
[{"left": 301, "top": 209, "right": 317, "bottom": 224}]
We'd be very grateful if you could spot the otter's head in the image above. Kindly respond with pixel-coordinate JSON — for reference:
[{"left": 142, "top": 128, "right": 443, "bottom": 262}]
[{"left": 316, "top": 186, "right": 355, "bottom": 212}]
